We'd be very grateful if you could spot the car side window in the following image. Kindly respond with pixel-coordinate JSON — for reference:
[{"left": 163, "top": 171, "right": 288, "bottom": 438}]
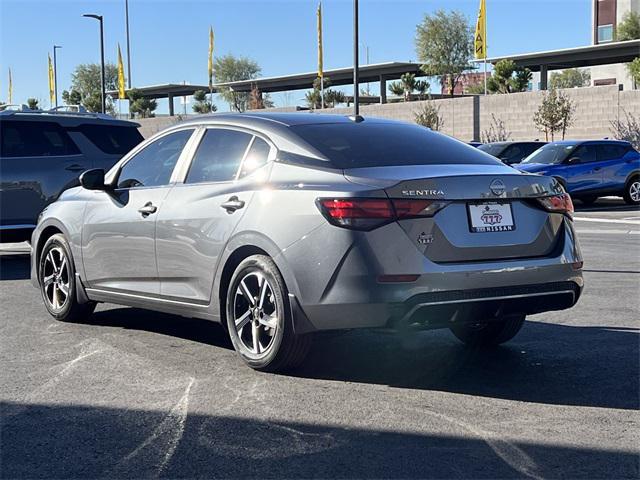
[
  {"left": 185, "top": 128, "right": 253, "bottom": 184},
  {"left": 571, "top": 145, "right": 597, "bottom": 163},
  {"left": 117, "top": 129, "right": 194, "bottom": 189},
  {"left": 0, "top": 120, "right": 80, "bottom": 157},
  {"left": 597, "top": 144, "right": 628, "bottom": 161},
  {"left": 500, "top": 145, "right": 521, "bottom": 161},
  {"left": 238, "top": 137, "right": 271, "bottom": 178}
]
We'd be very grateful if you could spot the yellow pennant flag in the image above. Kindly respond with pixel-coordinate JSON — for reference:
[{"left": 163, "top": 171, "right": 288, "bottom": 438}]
[
  {"left": 208, "top": 26, "right": 214, "bottom": 89},
  {"left": 8, "top": 67, "right": 12, "bottom": 104},
  {"left": 117, "top": 43, "right": 126, "bottom": 99},
  {"left": 474, "top": 0, "right": 486, "bottom": 59},
  {"left": 48, "top": 54, "right": 55, "bottom": 106},
  {"left": 317, "top": 2, "right": 323, "bottom": 78}
]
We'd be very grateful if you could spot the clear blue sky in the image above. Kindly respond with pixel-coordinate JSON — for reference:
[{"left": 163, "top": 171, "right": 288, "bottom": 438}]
[{"left": 0, "top": 0, "right": 592, "bottom": 112}]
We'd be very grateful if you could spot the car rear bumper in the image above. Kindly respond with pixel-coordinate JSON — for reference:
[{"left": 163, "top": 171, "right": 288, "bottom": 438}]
[{"left": 283, "top": 218, "right": 583, "bottom": 332}]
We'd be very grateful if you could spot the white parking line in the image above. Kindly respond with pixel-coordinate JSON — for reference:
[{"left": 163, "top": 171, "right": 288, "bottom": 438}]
[
  {"left": 573, "top": 217, "right": 640, "bottom": 225},
  {"left": 576, "top": 228, "right": 640, "bottom": 235}
]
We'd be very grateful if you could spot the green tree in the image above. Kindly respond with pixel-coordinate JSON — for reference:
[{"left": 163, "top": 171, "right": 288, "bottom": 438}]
[
  {"left": 533, "top": 89, "right": 575, "bottom": 141},
  {"left": 389, "top": 73, "right": 430, "bottom": 101},
  {"left": 414, "top": 102, "right": 443, "bottom": 131},
  {"left": 487, "top": 59, "right": 531, "bottom": 94},
  {"left": 305, "top": 77, "right": 345, "bottom": 109},
  {"left": 127, "top": 88, "right": 157, "bottom": 118},
  {"left": 415, "top": 10, "right": 473, "bottom": 97},
  {"left": 617, "top": 11, "right": 640, "bottom": 41},
  {"left": 192, "top": 90, "right": 216, "bottom": 113},
  {"left": 549, "top": 68, "right": 591, "bottom": 89},
  {"left": 61, "top": 63, "right": 117, "bottom": 114},
  {"left": 26, "top": 98, "right": 39, "bottom": 110},
  {"left": 628, "top": 57, "right": 640, "bottom": 87},
  {"left": 214, "top": 55, "right": 261, "bottom": 112}
]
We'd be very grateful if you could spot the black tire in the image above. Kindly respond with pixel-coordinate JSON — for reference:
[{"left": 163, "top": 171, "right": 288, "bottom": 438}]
[
  {"left": 450, "top": 314, "right": 525, "bottom": 347},
  {"left": 39, "top": 234, "right": 96, "bottom": 322},
  {"left": 577, "top": 195, "right": 598, "bottom": 206},
  {"left": 225, "top": 255, "right": 311, "bottom": 372},
  {"left": 623, "top": 176, "right": 640, "bottom": 205}
]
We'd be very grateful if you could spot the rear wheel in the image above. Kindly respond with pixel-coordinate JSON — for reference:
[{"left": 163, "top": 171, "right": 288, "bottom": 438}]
[
  {"left": 623, "top": 177, "right": 640, "bottom": 205},
  {"left": 39, "top": 234, "right": 95, "bottom": 322},
  {"left": 226, "top": 255, "right": 311, "bottom": 372},
  {"left": 450, "top": 314, "right": 525, "bottom": 347}
]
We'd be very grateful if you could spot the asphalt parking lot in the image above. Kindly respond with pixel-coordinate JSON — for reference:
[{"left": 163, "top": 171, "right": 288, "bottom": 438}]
[{"left": 1, "top": 199, "right": 638, "bottom": 479}]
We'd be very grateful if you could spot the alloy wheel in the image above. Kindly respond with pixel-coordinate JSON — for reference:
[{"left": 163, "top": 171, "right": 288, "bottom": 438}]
[
  {"left": 630, "top": 181, "right": 640, "bottom": 203},
  {"left": 42, "top": 247, "right": 70, "bottom": 310},
  {"left": 233, "top": 271, "right": 278, "bottom": 356}
]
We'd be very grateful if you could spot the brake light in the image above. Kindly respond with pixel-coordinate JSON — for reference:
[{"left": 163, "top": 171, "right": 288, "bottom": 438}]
[
  {"left": 536, "top": 193, "right": 574, "bottom": 216},
  {"left": 317, "top": 198, "right": 448, "bottom": 230}
]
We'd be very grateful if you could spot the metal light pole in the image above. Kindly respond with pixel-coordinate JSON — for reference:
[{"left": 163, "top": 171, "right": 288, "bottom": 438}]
[
  {"left": 53, "top": 45, "right": 62, "bottom": 108},
  {"left": 83, "top": 14, "right": 105, "bottom": 113},
  {"left": 353, "top": 0, "right": 359, "bottom": 116},
  {"left": 125, "top": 0, "right": 132, "bottom": 88}
]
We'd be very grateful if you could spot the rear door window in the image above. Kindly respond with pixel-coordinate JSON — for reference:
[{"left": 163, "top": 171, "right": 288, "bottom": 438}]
[
  {"left": 596, "top": 144, "right": 628, "bottom": 161},
  {"left": 186, "top": 128, "right": 253, "bottom": 183},
  {"left": 238, "top": 136, "right": 271, "bottom": 178},
  {"left": 74, "top": 124, "right": 143, "bottom": 155},
  {"left": 0, "top": 120, "right": 80, "bottom": 157}
]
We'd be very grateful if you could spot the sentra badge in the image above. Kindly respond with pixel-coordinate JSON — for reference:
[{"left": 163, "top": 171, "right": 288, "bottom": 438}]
[{"left": 402, "top": 189, "right": 445, "bottom": 197}]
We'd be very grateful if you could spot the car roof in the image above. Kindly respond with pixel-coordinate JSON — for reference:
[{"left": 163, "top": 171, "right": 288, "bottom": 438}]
[
  {"left": 547, "top": 139, "right": 631, "bottom": 147},
  {"left": 178, "top": 111, "right": 397, "bottom": 128},
  {"left": 483, "top": 141, "right": 545, "bottom": 146},
  {"left": 0, "top": 110, "right": 140, "bottom": 128}
]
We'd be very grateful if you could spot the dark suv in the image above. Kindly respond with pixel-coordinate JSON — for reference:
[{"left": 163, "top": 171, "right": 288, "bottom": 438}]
[
  {"left": 0, "top": 108, "right": 143, "bottom": 242},
  {"left": 479, "top": 141, "right": 547, "bottom": 165}
]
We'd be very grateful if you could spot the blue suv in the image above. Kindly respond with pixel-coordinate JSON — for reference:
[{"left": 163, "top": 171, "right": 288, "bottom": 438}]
[{"left": 516, "top": 140, "right": 640, "bottom": 205}]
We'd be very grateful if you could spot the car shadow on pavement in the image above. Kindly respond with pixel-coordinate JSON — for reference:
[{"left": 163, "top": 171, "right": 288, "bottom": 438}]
[
  {"left": 0, "top": 253, "right": 30, "bottom": 281},
  {"left": 292, "top": 322, "right": 640, "bottom": 411},
  {"left": 90, "top": 307, "right": 233, "bottom": 350},
  {"left": 573, "top": 198, "right": 640, "bottom": 212},
  {"left": 2, "top": 401, "right": 637, "bottom": 479}
]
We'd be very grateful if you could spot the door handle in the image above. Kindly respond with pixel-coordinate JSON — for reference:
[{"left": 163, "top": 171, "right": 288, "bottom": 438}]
[
  {"left": 221, "top": 196, "right": 245, "bottom": 213},
  {"left": 138, "top": 202, "right": 158, "bottom": 217},
  {"left": 65, "top": 164, "right": 86, "bottom": 172}
]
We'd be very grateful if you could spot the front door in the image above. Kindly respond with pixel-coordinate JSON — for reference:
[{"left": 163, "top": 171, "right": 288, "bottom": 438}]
[
  {"left": 82, "top": 128, "right": 195, "bottom": 295},
  {"left": 564, "top": 144, "right": 601, "bottom": 194},
  {"left": 156, "top": 128, "right": 273, "bottom": 303}
]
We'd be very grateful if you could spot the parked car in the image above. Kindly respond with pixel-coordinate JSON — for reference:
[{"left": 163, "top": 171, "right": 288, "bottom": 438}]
[
  {"left": 0, "top": 107, "right": 143, "bottom": 242},
  {"left": 478, "top": 141, "right": 547, "bottom": 165},
  {"left": 31, "top": 113, "right": 583, "bottom": 372},
  {"left": 516, "top": 140, "right": 640, "bottom": 205}
]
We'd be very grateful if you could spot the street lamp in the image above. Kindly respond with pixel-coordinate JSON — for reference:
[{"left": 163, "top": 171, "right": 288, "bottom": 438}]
[
  {"left": 83, "top": 13, "right": 105, "bottom": 113},
  {"left": 53, "top": 45, "right": 62, "bottom": 108}
]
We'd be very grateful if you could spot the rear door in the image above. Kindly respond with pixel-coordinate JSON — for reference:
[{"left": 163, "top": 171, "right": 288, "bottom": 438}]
[
  {"left": 155, "top": 127, "right": 274, "bottom": 303},
  {"left": 82, "top": 128, "right": 195, "bottom": 295},
  {"left": 596, "top": 143, "right": 631, "bottom": 192},
  {"left": 0, "top": 119, "right": 86, "bottom": 227}
]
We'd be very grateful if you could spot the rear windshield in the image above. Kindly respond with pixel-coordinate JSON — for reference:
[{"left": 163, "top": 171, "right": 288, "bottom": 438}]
[
  {"left": 75, "top": 124, "right": 143, "bottom": 155},
  {"left": 477, "top": 144, "right": 506, "bottom": 156},
  {"left": 290, "top": 122, "right": 501, "bottom": 169}
]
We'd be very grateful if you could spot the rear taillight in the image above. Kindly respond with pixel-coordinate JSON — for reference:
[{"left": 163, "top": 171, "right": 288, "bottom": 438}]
[
  {"left": 536, "top": 193, "right": 574, "bottom": 216},
  {"left": 317, "top": 198, "right": 448, "bottom": 230}
]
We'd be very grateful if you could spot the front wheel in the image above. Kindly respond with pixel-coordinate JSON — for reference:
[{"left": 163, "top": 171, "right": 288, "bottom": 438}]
[
  {"left": 39, "top": 234, "right": 95, "bottom": 322},
  {"left": 623, "top": 177, "right": 640, "bottom": 205},
  {"left": 450, "top": 314, "right": 525, "bottom": 347},
  {"left": 226, "top": 255, "right": 311, "bottom": 372}
]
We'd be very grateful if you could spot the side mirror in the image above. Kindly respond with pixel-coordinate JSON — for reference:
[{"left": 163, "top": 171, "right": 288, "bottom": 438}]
[
  {"left": 566, "top": 157, "right": 581, "bottom": 165},
  {"left": 79, "top": 169, "right": 107, "bottom": 191}
]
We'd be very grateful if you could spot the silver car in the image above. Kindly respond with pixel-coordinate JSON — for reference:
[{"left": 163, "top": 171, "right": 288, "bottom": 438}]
[{"left": 31, "top": 113, "right": 583, "bottom": 372}]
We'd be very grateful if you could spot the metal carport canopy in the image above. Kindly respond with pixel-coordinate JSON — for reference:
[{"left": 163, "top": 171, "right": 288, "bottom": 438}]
[{"left": 475, "top": 40, "right": 640, "bottom": 71}]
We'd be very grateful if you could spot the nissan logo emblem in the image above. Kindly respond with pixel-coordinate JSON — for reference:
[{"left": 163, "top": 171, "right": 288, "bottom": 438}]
[{"left": 490, "top": 179, "right": 506, "bottom": 196}]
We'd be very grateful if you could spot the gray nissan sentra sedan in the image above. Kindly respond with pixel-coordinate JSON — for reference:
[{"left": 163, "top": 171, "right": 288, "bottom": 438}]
[{"left": 31, "top": 113, "right": 583, "bottom": 372}]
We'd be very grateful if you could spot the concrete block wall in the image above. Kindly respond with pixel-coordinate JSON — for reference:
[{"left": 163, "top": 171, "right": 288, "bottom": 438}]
[{"left": 136, "top": 86, "right": 640, "bottom": 142}]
